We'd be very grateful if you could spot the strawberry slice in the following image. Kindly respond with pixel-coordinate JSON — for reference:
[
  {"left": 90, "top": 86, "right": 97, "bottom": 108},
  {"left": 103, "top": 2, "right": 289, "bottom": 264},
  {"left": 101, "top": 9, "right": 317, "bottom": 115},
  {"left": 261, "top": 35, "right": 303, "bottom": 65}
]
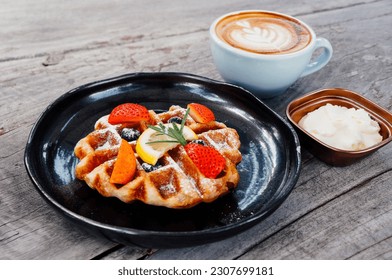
[
  {"left": 108, "top": 103, "right": 150, "bottom": 125},
  {"left": 110, "top": 139, "right": 137, "bottom": 184},
  {"left": 184, "top": 143, "right": 225, "bottom": 179},
  {"left": 187, "top": 103, "right": 215, "bottom": 123}
]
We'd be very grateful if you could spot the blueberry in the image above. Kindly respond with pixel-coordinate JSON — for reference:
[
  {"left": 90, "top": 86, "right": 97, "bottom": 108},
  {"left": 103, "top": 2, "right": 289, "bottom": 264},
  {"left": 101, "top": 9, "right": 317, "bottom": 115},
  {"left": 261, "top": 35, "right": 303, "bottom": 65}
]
[
  {"left": 191, "top": 139, "right": 206, "bottom": 146},
  {"left": 141, "top": 162, "right": 162, "bottom": 172},
  {"left": 121, "top": 128, "right": 140, "bottom": 141},
  {"left": 168, "top": 117, "right": 182, "bottom": 124}
]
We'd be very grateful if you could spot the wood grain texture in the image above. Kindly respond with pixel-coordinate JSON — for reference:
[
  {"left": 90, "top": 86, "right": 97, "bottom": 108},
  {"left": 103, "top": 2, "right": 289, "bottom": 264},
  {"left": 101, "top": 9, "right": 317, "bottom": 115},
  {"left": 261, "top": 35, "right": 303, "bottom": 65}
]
[{"left": 0, "top": 0, "right": 391, "bottom": 259}]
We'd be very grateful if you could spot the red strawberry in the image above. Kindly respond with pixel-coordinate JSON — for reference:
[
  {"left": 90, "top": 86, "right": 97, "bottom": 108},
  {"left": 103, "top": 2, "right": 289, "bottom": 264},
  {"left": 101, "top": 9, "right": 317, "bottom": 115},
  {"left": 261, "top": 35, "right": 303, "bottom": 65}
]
[
  {"left": 187, "top": 103, "right": 215, "bottom": 123},
  {"left": 184, "top": 143, "right": 225, "bottom": 179},
  {"left": 108, "top": 103, "right": 150, "bottom": 125}
]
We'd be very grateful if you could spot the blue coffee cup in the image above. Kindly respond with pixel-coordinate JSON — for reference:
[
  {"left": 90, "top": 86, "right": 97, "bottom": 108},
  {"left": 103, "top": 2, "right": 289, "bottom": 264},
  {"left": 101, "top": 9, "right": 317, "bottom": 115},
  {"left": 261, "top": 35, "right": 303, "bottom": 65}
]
[{"left": 210, "top": 10, "right": 333, "bottom": 98}]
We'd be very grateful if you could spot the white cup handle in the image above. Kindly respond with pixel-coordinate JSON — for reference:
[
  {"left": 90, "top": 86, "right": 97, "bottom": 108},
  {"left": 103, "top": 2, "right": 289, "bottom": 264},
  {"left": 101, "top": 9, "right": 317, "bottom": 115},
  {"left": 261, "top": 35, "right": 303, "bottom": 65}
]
[{"left": 300, "top": 37, "right": 333, "bottom": 78}]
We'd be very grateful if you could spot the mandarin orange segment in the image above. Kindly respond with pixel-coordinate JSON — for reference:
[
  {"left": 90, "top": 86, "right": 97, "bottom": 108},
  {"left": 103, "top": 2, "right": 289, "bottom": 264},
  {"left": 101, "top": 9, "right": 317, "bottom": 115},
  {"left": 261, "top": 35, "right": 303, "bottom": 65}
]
[{"left": 109, "top": 139, "right": 136, "bottom": 184}]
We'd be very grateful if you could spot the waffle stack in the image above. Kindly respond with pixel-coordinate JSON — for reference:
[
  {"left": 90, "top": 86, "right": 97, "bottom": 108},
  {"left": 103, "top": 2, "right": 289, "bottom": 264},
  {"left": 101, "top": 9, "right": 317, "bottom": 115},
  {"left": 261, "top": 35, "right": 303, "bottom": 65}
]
[{"left": 74, "top": 105, "right": 242, "bottom": 209}]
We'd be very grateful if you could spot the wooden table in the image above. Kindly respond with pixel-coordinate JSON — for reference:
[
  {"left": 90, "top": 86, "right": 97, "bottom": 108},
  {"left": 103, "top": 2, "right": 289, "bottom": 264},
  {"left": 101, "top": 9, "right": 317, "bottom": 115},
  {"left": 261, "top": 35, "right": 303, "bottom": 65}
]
[{"left": 1, "top": 0, "right": 391, "bottom": 260}]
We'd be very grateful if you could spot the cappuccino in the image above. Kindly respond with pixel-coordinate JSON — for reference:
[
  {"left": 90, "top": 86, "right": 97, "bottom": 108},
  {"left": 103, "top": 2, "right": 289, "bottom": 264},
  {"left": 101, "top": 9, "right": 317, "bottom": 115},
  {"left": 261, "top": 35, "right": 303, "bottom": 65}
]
[
  {"left": 215, "top": 11, "right": 312, "bottom": 55},
  {"left": 210, "top": 10, "right": 333, "bottom": 97}
]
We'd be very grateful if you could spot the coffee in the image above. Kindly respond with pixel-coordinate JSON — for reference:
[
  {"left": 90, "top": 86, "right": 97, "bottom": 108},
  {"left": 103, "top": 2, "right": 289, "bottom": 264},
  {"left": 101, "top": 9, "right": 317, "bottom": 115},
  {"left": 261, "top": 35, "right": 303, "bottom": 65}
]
[
  {"left": 215, "top": 11, "right": 312, "bottom": 55},
  {"left": 210, "top": 10, "right": 333, "bottom": 97}
]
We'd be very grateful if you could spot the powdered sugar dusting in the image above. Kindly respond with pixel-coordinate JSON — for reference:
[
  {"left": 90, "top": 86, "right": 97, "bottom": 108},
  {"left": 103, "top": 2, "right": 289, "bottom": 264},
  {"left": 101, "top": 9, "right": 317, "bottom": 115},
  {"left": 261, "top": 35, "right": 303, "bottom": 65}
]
[
  {"left": 166, "top": 155, "right": 201, "bottom": 197},
  {"left": 159, "top": 184, "right": 176, "bottom": 195}
]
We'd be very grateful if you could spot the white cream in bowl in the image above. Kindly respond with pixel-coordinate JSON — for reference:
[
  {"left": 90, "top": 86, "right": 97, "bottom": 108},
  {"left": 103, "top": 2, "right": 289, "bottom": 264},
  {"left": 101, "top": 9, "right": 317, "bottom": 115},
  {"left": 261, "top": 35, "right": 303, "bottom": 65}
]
[{"left": 299, "top": 103, "right": 383, "bottom": 151}]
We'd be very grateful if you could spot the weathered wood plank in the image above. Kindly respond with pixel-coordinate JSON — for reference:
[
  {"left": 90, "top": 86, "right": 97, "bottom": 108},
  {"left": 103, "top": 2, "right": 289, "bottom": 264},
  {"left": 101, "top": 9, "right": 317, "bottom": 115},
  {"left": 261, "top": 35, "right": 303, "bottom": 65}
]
[
  {"left": 239, "top": 170, "right": 392, "bottom": 259},
  {"left": 0, "top": 0, "right": 379, "bottom": 61},
  {"left": 1, "top": 0, "right": 391, "bottom": 259}
]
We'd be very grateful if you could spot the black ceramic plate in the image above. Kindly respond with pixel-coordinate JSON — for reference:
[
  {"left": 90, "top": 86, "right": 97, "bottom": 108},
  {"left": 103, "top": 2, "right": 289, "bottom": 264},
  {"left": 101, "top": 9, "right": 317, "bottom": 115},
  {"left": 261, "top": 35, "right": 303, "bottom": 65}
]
[{"left": 25, "top": 72, "right": 301, "bottom": 248}]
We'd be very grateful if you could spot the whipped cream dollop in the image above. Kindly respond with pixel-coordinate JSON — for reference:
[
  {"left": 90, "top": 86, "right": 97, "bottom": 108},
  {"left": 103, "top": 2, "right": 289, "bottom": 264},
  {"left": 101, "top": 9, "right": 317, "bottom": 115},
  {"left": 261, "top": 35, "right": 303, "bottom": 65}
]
[{"left": 298, "top": 103, "right": 383, "bottom": 151}]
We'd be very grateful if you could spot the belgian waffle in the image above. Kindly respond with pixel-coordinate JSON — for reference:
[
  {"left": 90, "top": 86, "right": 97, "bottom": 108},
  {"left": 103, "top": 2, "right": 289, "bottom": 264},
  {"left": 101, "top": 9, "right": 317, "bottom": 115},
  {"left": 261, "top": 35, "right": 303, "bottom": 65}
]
[{"left": 74, "top": 105, "right": 242, "bottom": 209}]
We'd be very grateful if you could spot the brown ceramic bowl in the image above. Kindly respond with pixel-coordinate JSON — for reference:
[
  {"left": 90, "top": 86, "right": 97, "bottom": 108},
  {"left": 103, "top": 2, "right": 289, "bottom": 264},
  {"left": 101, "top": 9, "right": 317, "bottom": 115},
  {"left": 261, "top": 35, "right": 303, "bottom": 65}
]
[{"left": 286, "top": 88, "right": 392, "bottom": 166}]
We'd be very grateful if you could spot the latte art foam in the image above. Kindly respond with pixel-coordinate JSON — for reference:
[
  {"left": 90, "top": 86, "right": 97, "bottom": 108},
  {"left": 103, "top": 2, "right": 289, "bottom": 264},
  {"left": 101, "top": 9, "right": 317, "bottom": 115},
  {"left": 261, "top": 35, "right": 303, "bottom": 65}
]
[
  {"left": 216, "top": 12, "right": 312, "bottom": 55},
  {"left": 231, "top": 19, "right": 295, "bottom": 53}
]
